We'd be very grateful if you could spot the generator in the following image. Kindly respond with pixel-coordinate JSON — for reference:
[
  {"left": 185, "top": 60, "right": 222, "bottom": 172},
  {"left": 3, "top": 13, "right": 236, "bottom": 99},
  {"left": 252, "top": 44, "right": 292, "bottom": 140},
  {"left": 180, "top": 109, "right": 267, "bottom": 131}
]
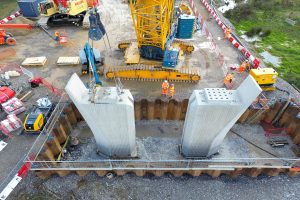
[{"left": 250, "top": 68, "right": 278, "bottom": 91}]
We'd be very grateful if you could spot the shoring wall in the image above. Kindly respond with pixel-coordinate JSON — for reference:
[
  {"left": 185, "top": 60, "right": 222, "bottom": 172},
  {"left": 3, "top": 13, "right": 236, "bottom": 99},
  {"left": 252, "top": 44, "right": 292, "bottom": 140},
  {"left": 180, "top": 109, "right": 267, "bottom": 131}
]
[{"left": 31, "top": 99, "right": 300, "bottom": 179}]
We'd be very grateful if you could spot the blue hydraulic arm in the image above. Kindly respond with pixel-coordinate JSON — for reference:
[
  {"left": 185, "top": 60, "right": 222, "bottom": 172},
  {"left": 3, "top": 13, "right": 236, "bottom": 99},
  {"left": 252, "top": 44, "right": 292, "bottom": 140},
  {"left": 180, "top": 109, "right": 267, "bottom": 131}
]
[{"left": 84, "top": 42, "right": 102, "bottom": 86}]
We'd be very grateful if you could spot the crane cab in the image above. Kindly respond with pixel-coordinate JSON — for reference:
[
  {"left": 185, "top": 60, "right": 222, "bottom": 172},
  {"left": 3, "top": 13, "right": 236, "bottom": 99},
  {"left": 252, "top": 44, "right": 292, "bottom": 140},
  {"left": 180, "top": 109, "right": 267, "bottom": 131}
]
[{"left": 39, "top": 1, "right": 58, "bottom": 16}]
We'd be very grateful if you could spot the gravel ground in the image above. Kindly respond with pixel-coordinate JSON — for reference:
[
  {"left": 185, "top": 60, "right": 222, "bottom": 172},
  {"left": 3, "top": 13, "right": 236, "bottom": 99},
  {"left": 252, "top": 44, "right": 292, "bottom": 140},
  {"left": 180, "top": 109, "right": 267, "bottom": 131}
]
[
  {"left": 8, "top": 172, "right": 300, "bottom": 200},
  {"left": 54, "top": 121, "right": 297, "bottom": 166}
]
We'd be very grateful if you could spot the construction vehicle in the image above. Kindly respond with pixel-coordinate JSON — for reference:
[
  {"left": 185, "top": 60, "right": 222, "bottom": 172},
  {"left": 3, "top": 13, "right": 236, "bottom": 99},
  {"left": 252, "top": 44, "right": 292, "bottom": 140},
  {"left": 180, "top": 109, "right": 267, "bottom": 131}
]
[
  {"left": 0, "top": 23, "right": 67, "bottom": 45},
  {"left": 250, "top": 68, "right": 278, "bottom": 91},
  {"left": 79, "top": 42, "right": 103, "bottom": 75},
  {"left": 0, "top": 24, "right": 33, "bottom": 45},
  {"left": 37, "top": 0, "right": 96, "bottom": 27},
  {"left": 23, "top": 97, "right": 55, "bottom": 134},
  {"left": 83, "top": 42, "right": 102, "bottom": 86},
  {"left": 105, "top": 0, "right": 200, "bottom": 83}
]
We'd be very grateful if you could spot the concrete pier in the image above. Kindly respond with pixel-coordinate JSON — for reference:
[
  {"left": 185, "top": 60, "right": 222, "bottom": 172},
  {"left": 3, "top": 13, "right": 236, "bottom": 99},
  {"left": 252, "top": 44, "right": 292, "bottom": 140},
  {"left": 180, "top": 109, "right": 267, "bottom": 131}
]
[
  {"left": 65, "top": 73, "right": 136, "bottom": 158},
  {"left": 181, "top": 75, "right": 262, "bottom": 157}
]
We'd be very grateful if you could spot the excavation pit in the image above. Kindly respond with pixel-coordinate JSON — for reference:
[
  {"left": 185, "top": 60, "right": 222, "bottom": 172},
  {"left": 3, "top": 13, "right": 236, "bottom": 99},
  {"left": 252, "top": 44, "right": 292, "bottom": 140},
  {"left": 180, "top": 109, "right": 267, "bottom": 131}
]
[{"left": 25, "top": 101, "right": 300, "bottom": 178}]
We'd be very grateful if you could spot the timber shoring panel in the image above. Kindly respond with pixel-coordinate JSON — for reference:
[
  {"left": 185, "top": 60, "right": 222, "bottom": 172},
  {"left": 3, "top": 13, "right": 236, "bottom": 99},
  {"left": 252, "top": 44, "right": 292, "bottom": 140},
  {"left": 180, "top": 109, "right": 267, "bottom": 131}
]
[{"left": 32, "top": 100, "right": 300, "bottom": 178}]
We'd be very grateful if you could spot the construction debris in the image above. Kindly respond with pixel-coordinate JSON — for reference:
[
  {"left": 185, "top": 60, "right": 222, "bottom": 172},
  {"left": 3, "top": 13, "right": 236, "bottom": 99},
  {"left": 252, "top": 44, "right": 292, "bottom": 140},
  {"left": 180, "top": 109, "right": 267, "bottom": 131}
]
[
  {"left": 267, "top": 139, "right": 289, "bottom": 148},
  {"left": 0, "top": 140, "right": 7, "bottom": 152}
]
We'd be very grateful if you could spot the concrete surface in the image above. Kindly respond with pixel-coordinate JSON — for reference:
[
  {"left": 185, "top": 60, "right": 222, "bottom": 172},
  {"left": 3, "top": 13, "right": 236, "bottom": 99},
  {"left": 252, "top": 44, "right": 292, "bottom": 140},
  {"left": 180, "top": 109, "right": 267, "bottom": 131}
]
[
  {"left": 182, "top": 76, "right": 262, "bottom": 157},
  {"left": 60, "top": 121, "right": 297, "bottom": 164},
  {"left": 65, "top": 74, "right": 136, "bottom": 158}
]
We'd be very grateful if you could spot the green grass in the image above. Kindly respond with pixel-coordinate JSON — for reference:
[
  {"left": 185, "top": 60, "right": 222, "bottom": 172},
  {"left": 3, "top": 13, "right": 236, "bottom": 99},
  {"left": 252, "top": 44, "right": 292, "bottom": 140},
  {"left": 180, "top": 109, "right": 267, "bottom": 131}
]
[
  {"left": 0, "top": 0, "right": 17, "bottom": 19},
  {"left": 232, "top": 9, "right": 300, "bottom": 88}
]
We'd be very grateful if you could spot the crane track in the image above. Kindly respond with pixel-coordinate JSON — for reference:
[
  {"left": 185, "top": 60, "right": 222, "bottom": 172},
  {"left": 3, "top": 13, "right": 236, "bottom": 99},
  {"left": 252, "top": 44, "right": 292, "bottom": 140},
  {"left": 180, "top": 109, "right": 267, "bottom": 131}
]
[
  {"left": 104, "top": 64, "right": 201, "bottom": 82},
  {"left": 118, "top": 39, "right": 195, "bottom": 54}
]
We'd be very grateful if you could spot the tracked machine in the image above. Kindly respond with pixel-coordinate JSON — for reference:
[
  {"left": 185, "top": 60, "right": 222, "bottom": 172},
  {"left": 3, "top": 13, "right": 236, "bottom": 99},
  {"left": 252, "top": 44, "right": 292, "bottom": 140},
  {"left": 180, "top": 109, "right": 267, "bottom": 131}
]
[
  {"left": 105, "top": 0, "right": 200, "bottom": 83},
  {"left": 37, "top": 0, "right": 98, "bottom": 27}
]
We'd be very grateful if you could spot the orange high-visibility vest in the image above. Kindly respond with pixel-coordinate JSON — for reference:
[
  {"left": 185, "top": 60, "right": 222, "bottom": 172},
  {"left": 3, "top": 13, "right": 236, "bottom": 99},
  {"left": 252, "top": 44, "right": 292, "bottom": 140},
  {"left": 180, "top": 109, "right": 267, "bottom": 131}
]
[
  {"left": 169, "top": 86, "right": 175, "bottom": 97},
  {"left": 162, "top": 82, "right": 169, "bottom": 95},
  {"left": 224, "top": 74, "right": 233, "bottom": 85},
  {"left": 238, "top": 61, "right": 250, "bottom": 73}
]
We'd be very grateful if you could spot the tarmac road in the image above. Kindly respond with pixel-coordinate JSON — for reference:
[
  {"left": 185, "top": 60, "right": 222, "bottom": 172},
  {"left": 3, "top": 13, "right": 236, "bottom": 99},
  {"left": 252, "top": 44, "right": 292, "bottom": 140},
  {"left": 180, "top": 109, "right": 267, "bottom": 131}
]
[{"left": 8, "top": 172, "right": 300, "bottom": 200}]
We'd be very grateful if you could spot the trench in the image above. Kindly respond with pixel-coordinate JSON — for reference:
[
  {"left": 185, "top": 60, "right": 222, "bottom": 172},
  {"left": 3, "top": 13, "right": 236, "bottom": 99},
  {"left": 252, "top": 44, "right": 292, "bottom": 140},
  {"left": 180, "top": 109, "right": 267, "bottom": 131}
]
[{"left": 28, "top": 98, "right": 300, "bottom": 179}]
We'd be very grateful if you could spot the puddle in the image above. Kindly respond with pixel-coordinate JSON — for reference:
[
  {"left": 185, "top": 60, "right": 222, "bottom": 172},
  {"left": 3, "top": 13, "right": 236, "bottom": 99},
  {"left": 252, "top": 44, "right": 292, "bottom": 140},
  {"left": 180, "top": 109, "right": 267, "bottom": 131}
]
[
  {"left": 260, "top": 51, "right": 281, "bottom": 67},
  {"left": 218, "top": 0, "right": 237, "bottom": 13},
  {"left": 241, "top": 34, "right": 261, "bottom": 42}
]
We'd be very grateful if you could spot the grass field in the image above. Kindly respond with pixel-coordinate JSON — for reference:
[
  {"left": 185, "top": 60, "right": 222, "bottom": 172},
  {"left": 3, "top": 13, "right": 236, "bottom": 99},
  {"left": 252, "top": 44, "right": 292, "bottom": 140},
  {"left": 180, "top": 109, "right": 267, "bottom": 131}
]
[
  {"left": 0, "top": 0, "right": 17, "bottom": 19},
  {"left": 227, "top": 4, "right": 300, "bottom": 88}
]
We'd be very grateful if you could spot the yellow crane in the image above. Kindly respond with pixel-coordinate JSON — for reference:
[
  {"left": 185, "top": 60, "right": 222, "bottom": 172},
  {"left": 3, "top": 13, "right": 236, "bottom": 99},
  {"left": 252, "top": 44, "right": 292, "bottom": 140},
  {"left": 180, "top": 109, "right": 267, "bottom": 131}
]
[{"left": 105, "top": 0, "right": 200, "bottom": 82}]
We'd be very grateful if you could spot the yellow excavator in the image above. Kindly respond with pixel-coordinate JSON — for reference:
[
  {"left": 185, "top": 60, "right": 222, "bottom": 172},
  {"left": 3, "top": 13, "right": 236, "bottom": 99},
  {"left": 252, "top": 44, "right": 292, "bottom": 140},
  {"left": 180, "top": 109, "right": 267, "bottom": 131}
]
[
  {"left": 104, "top": 0, "right": 201, "bottom": 82},
  {"left": 37, "top": 0, "right": 98, "bottom": 27}
]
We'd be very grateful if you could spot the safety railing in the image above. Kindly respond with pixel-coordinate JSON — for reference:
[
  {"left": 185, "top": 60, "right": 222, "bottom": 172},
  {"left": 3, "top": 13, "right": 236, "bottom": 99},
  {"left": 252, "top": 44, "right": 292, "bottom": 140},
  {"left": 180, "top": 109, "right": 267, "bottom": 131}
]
[{"left": 26, "top": 158, "right": 300, "bottom": 171}]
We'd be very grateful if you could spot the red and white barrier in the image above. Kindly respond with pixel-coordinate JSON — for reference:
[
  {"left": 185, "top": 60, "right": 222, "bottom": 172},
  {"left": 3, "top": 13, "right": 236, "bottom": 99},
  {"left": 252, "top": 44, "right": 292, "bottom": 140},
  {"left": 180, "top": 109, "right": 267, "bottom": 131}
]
[
  {"left": 199, "top": 0, "right": 260, "bottom": 68},
  {"left": 0, "top": 10, "right": 22, "bottom": 25},
  {"left": 0, "top": 162, "right": 31, "bottom": 200}
]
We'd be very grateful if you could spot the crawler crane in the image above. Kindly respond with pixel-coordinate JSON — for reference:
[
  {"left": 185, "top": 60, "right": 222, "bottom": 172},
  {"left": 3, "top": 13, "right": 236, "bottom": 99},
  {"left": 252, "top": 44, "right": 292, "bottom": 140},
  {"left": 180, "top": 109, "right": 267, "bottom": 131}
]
[{"left": 105, "top": 0, "right": 201, "bottom": 82}]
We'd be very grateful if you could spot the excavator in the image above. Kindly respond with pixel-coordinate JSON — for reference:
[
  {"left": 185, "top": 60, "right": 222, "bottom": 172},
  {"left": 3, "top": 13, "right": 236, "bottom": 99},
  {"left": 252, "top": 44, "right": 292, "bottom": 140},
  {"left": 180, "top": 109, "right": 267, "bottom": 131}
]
[
  {"left": 0, "top": 23, "right": 67, "bottom": 46},
  {"left": 37, "top": 0, "right": 99, "bottom": 27},
  {"left": 105, "top": 0, "right": 201, "bottom": 83}
]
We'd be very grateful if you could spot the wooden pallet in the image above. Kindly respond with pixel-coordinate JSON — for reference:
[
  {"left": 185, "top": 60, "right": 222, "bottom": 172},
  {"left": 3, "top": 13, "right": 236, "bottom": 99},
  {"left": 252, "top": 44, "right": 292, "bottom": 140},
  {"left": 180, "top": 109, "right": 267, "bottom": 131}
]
[
  {"left": 57, "top": 57, "right": 80, "bottom": 66},
  {"left": 21, "top": 57, "right": 47, "bottom": 66}
]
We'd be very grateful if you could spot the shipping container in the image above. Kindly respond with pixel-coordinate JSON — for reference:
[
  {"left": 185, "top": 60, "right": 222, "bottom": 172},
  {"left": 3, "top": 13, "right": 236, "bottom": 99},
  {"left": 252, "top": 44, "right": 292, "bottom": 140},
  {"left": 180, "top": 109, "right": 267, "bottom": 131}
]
[{"left": 18, "top": 0, "right": 44, "bottom": 18}]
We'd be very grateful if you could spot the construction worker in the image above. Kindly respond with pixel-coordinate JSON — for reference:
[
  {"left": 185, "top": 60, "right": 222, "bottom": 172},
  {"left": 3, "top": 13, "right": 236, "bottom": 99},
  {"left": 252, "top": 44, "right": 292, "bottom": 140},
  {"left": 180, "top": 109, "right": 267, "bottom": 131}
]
[
  {"left": 238, "top": 60, "right": 250, "bottom": 73},
  {"left": 224, "top": 73, "right": 234, "bottom": 89},
  {"left": 169, "top": 83, "right": 175, "bottom": 98},
  {"left": 224, "top": 27, "right": 231, "bottom": 39},
  {"left": 54, "top": 31, "right": 60, "bottom": 42},
  {"left": 161, "top": 80, "right": 169, "bottom": 97}
]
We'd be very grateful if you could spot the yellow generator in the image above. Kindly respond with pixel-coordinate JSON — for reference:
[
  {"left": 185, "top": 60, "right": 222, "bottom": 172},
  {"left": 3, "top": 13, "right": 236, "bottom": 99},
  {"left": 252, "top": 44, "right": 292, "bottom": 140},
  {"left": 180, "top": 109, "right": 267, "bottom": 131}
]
[
  {"left": 23, "top": 98, "right": 55, "bottom": 134},
  {"left": 250, "top": 68, "right": 278, "bottom": 91},
  {"left": 38, "top": 0, "right": 89, "bottom": 26}
]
